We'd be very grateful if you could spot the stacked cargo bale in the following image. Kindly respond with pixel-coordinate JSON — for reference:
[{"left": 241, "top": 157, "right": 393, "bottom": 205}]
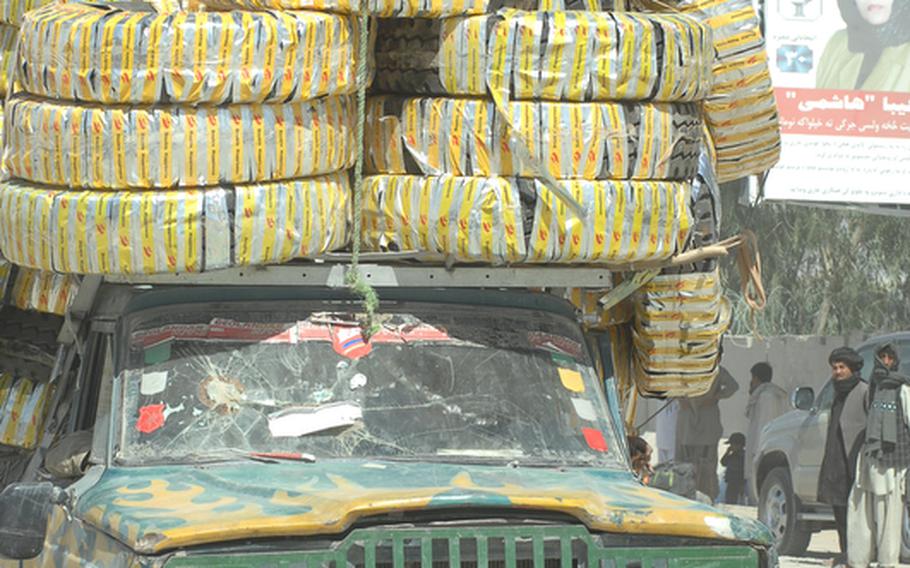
[
  {"left": 364, "top": 10, "right": 715, "bottom": 265},
  {"left": 0, "top": 1, "right": 360, "bottom": 275},
  {"left": 638, "top": 0, "right": 781, "bottom": 182}
]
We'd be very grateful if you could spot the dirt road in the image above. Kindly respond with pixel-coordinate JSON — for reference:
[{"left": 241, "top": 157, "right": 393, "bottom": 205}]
[{"left": 721, "top": 505, "right": 841, "bottom": 566}]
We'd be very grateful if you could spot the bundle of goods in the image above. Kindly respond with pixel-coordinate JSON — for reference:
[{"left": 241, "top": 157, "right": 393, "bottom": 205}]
[
  {"left": 637, "top": 0, "right": 781, "bottom": 182},
  {"left": 631, "top": 268, "right": 731, "bottom": 397},
  {"left": 8, "top": 267, "right": 79, "bottom": 316},
  {"left": 364, "top": 10, "right": 715, "bottom": 265},
  {"left": 0, "top": 1, "right": 362, "bottom": 275},
  {"left": 0, "top": 370, "right": 54, "bottom": 449}
]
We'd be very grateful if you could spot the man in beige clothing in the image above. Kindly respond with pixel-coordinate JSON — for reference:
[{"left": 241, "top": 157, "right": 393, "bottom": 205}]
[
  {"left": 745, "top": 362, "right": 789, "bottom": 502},
  {"left": 676, "top": 366, "right": 739, "bottom": 502}
]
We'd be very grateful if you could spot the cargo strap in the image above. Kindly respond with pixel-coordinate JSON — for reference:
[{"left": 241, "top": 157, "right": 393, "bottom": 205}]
[{"left": 346, "top": 12, "right": 381, "bottom": 337}]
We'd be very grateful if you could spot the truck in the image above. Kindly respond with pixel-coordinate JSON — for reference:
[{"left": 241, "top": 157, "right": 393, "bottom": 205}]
[
  {"left": 753, "top": 333, "right": 910, "bottom": 559},
  {"left": 0, "top": 264, "right": 776, "bottom": 567}
]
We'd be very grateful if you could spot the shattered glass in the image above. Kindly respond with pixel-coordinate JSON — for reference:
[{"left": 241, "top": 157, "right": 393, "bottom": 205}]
[{"left": 117, "top": 301, "right": 622, "bottom": 467}]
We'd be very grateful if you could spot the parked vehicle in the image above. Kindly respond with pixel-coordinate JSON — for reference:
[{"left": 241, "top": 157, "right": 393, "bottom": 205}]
[
  {"left": 0, "top": 267, "right": 775, "bottom": 567},
  {"left": 752, "top": 333, "right": 910, "bottom": 557}
]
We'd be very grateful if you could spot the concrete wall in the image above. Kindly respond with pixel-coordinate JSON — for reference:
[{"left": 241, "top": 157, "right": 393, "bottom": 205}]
[{"left": 636, "top": 333, "right": 870, "bottom": 442}]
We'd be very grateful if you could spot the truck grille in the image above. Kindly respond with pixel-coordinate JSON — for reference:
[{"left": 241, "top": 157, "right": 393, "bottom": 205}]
[{"left": 166, "top": 525, "right": 760, "bottom": 568}]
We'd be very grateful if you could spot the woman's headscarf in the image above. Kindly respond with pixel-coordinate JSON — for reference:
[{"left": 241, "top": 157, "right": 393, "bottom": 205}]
[{"left": 836, "top": 0, "right": 910, "bottom": 88}]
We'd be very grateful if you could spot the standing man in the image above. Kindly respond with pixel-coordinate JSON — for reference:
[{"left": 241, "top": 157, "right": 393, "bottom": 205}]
[
  {"left": 745, "top": 362, "right": 788, "bottom": 501},
  {"left": 676, "top": 366, "right": 739, "bottom": 502},
  {"left": 848, "top": 343, "right": 910, "bottom": 568},
  {"left": 818, "top": 347, "right": 867, "bottom": 564}
]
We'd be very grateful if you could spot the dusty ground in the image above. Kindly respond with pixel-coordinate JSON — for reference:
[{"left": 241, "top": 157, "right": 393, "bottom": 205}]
[{"left": 718, "top": 505, "right": 842, "bottom": 567}]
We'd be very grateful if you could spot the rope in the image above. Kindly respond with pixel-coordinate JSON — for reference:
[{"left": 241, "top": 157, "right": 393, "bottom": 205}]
[{"left": 346, "top": 12, "right": 381, "bottom": 338}]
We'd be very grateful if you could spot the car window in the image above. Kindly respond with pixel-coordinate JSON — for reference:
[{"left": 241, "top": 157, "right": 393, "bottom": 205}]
[{"left": 815, "top": 379, "right": 834, "bottom": 411}]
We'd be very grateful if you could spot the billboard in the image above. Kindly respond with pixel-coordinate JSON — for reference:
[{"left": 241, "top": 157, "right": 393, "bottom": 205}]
[{"left": 763, "top": 0, "right": 910, "bottom": 204}]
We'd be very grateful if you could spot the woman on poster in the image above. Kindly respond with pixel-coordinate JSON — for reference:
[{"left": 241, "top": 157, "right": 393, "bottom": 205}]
[{"left": 816, "top": 0, "right": 910, "bottom": 92}]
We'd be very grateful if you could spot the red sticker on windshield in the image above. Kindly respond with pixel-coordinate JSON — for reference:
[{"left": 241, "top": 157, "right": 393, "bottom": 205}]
[
  {"left": 332, "top": 326, "right": 372, "bottom": 359},
  {"left": 136, "top": 404, "right": 166, "bottom": 434},
  {"left": 582, "top": 428, "right": 608, "bottom": 452}
]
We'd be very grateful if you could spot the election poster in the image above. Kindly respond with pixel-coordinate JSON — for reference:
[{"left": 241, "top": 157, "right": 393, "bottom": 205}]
[{"left": 763, "top": 0, "right": 910, "bottom": 204}]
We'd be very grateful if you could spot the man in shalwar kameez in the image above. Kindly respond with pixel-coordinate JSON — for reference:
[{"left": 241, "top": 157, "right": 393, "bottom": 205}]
[{"left": 847, "top": 343, "right": 910, "bottom": 568}]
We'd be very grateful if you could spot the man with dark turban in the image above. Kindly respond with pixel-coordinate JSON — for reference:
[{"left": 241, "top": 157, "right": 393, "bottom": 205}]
[
  {"left": 816, "top": 0, "right": 910, "bottom": 91},
  {"left": 817, "top": 347, "right": 867, "bottom": 563},
  {"left": 848, "top": 343, "right": 910, "bottom": 567}
]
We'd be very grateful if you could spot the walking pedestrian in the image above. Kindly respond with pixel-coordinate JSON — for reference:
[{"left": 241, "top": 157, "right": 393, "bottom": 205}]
[
  {"left": 847, "top": 343, "right": 910, "bottom": 568},
  {"left": 745, "top": 362, "right": 788, "bottom": 501},
  {"left": 817, "top": 347, "right": 867, "bottom": 564},
  {"left": 676, "top": 366, "right": 739, "bottom": 502},
  {"left": 721, "top": 432, "right": 746, "bottom": 504}
]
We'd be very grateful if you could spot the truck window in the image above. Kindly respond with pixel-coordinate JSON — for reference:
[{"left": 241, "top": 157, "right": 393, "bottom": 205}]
[
  {"left": 815, "top": 380, "right": 835, "bottom": 411},
  {"left": 115, "top": 302, "right": 621, "bottom": 469}
]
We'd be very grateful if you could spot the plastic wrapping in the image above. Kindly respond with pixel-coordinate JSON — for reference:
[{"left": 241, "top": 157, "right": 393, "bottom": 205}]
[
  {"left": 9, "top": 267, "right": 79, "bottom": 316},
  {"left": 0, "top": 25, "right": 15, "bottom": 97},
  {"left": 196, "top": 0, "right": 628, "bottom": 16},
  {"left": 18, "top": 3, "right": 359, "bottom": 104},
  {"left": 640, "top": 0, "right": 781, "bottom": 181},
  {"left": 632, "top": 269, "right": 731, "bottom": 397},
  {"left": 0, "top": 373, "right": 54, "bottom": 449},
  {"left": 366, "top": 97, "right": 701, "bottom": 180},
  {"left": 0, "top": 0, "right": 50, "bottom": 26},
  {"left": 233, "top": 173, "right": 351, "bottom": 266},
  {"left": 362, "top": 175, "right": 691, "bottom": 265},
  {"left": 374, "top": 11, "right": 713, "bottom": 102},
  {"left": 5, "top": 95, "right": 356, "bottom": 189},
  {"left": 0, "top": 174, "right": 351, "bottom": 274}
]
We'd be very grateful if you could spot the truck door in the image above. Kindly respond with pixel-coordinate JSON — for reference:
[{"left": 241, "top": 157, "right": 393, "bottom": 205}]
[{"left": 791, "top": 379, "right": 833, "bottom": 501}]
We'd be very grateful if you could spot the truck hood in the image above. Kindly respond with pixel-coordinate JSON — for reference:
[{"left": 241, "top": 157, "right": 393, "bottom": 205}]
[{"left": 76, "top": 460, "right": 772, "bottom": 554}]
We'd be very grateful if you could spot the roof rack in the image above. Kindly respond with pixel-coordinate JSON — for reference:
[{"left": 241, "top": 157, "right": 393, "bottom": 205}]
[{"left": 103, "top": 263, "right": 614, "bottom": 288}]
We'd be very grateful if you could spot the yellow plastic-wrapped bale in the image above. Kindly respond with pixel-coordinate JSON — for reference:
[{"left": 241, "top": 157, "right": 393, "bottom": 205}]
[
  {"left": 366, "top": 97, "right": 701, "bottom": 180},
  {"left": 0, "top": 0, "right": 51, "bottom": 25},
  {"left": 374, "top": 11, "right": 714, "bottom": 102},
  {"left": 5, "top": 95, "right": 356, "bottom": 189},
  {"left": 638, "top": 0, "right": 780, "bottom": 181},
  {"left": 9, "top": 267, "right": 79, "bottom": 316},
  {"left": 0, "top": 25, "right": 15, "bottom": 97},
  {"left": 18, "top": 2, "right": 359, "bottom": 104},
  {"left": 0, "top": 372, "right": 55, "bottom": 449},
  {"left": 195, "top": 0, "right": 628, "bottom": 17},
  {"left": 0, "top": 175, "right": 351, "bottom": 274},
  {"left": 362, "top": 175, "right": 692, "bottom": 265},
  {"left": 631, "top": 269, "right": 731, "bottom": 397}
]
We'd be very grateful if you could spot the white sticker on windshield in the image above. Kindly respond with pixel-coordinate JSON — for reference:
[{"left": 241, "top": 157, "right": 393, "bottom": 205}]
[
  {"left": 571, "top": 398, "right": 596, "bottom": 421},
  {"left": 268, "top": 402, "right": 363, "bottom": 438},
  {"left": 350, "top": 373, "right": 368, "bottom": 389},
  {"left": 140, "top": 372, "right": 168, "bottom": 396}
]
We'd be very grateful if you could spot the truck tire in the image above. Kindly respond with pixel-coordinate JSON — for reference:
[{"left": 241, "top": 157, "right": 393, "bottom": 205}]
[
  {"left": 0, "top": 174, "right": 351, "bottom": 274},
  {"left": 759, "top": 466, "right": 811, "bottom": 556},
  {"left": 5, "top": 95, "right": 355, "bottom": 189},
  {"left": 18, "top": 2, "right": 358, "bottom": 104},
  {"left": 374, "top": 12, "right": 713, "bottom": 102},
  {"left": 365, "top": 97, "right": 701, "bottom": 181}
]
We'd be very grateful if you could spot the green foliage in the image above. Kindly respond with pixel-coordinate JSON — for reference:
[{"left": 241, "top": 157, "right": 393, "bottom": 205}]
[{"left": 720, "top": 188, "right": 910, "bottom": 336}]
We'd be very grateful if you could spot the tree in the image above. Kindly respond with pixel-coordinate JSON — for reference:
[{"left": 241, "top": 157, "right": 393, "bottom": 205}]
[{"left": 719, "top": 187, "right": 910, "bottom": 336}]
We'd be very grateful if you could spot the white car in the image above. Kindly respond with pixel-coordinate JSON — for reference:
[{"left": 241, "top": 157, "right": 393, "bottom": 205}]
[{"left": 752, "top": 333, "right": 910, "bottom": 557}]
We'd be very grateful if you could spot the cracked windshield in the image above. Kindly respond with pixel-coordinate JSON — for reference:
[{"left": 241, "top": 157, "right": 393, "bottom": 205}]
[{"left": 118, "top": 302, "right": 620, "bottom": 467}]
